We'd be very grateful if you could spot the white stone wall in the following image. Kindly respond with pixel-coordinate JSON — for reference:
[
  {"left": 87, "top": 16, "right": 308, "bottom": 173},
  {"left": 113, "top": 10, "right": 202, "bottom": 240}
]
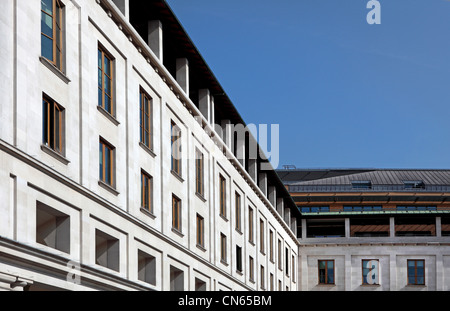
[
  {"left": 298, "top": 242, "right": 450, "bottom": 291},
  {"left": 0, "top": 0, "right": 298, "bottom": 291}
]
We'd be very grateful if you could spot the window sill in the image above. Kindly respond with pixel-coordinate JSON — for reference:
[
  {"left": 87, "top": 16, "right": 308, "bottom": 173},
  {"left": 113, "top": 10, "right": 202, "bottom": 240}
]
[
  {"left": 220, "top": 260, "right": 229, "bottom": 267},
  {"left": 196, "top": 244, "right": 207, "bottom": 252},
  {"left": 98, "top": 180, "right": 119, "bottom": 196},
  {"left": 171, "top": 170, "right": 184, "bottom": 183},
  {"left": 140, "top": 207, "right": 156, "bottom": 219},
  {"left": 139, "top": 142, "right": 156, "bottom": 158},
  {"left": 97, "top": 105, "right": 120, "bottom": 126},
  {"left": 249, "top": 241, "right": 255, "bottom": 247},
  {"left": 317, "top": 283, "right": 336, "bottom": 286},
  {"left": 219, "top": 214, "right": 229, "bottom": 222},
  {"left": 236, "top": 270, "right": 243, "bottom": 276},
  {"left": 41, "top": 144, "right": 70, "bottom": 165},
  {"left": 195, "top": 192, "right": 207, "bottom": 203},
  {"left": 39, "top": 56, "right": 70, "bottom": 84},
  {"left": 235, "top": 228, "right": 243, "bottom": 235},
  {"left": 171, "top": 228, "right": 184, "bottom": 238},
  {"left": 361, "top": 283, "right": 380, "bottom": 287}
]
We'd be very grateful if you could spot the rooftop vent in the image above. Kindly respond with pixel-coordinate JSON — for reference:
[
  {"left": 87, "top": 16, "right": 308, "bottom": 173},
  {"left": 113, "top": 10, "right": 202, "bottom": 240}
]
[{"left": 403, "top": 181, "right": 425, "bottom": 189}]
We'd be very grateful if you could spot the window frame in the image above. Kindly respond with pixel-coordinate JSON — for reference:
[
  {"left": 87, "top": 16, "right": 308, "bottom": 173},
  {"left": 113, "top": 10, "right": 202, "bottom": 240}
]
[
  {"left": 98, "top": 46, "right": 115, "bottom": 116},
  {"left": 248, "top": 207, "right": 254, "bottom": 243},
  {"left": 235, "top": 192, "right": 241, "bottom": 232},
  {"left": 139, "top": 88, "right": 152, "bottom": 150},
  {"left": 196, "top": 214, "right": 204, "bottom": 248},
  {"left": 140, "top": 170, "right": 153, "bottom": 213},
  {"left": 99, "top": 138, "right": 115, "bottom": 187},
  {"left": 219, "top": 174, "right": 226, "bottom": 218},
  {"left": 171, "top": 121, "right": 182, "bottom": 176},
  {"left": 41, "top": 0, "right": 64, "bottom": 71},
  {"left": 195, "top": 149, "right": 204, "bottom": 197},
  {"left": 362, "top": 259, "right": 380, "bottom": 285},
  {"left": 260, "top": 219, "right": 265, "bottom": 254},
  {"left": 318, "top": 260, "right": 335, "bottom": 285},
  {"left": 172, "top": 195, "right": 182, "bottom": 232},
  {"left": 407, "top": 259, "right": 425, "bottom": 286},
  {"left": 42, "top": 94, "right": 64, "bottom": 155},
  {"left": 220, "top": 233, "right": 227, "bottom": 263}
]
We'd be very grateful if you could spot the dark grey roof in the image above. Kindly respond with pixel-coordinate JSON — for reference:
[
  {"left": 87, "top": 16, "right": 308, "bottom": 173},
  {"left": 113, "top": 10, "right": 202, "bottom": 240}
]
[{"left": 276, "top": 169, "right": 450, "bottom": 193}]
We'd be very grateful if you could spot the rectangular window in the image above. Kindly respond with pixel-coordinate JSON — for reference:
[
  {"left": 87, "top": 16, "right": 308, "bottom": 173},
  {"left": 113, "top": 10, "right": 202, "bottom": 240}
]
[
  {"left": 407, "top": 260, "right": 425, "bottom": 285},
  {"left": 220, "top": 233, "right": 227, "bottom": 263},
  {"left": 249, "top": 207, "right": 254, "bottom": 243},
  {"left": 99, "top": 138, "right": 115, "bottom": 187},
  {"left": 285, "top": 248, "right": 289, "bottom": 276},
  {"left": 140, "top": 88, "right": 152, "bottom": 149},
  {"left": 351, "top": 181, "right": 372, "bottom": 189},
  {"left": 235, "top": 192, "right": 241, "bottom": 231},
  {"left": 42, "top": 95, "right": 64, "bottom": 154},
  {"left": 249, "top": 256, "right": 254, "bottom": 282},
  {"left": 236, "top": 246, "right": 243, "bottom": 273},
  {"left": 98, "top": 46, "right": 114, "bottom": 115},
  {"left": 362, "top": 259, "right": 379, "bottom": 285},
  {"left": 270, "top": 273, "right": 274, "bottom": 291},
  {"left": 269, "top": 230, "right": 274, "bottom": 262},
  {"left": 318, "top": 260, "right": 335, "bottom": 284},
  {"left": 195, "top": 149, "right": 204, "bottom": 196},
  {"left": 95, "top": 229, "right": 119, "bottom": 272},
  {"left": 292, "top": 255, "right": 296, "bottom": 281},
  {"left": 278, "top": 240, "right": 282, "bottom": 270},
  {"left": 141, "top": 171, "right": 153, "bottom": 213},
  {"left": 41, "top": 0, "right": 63, "bottom": 70},
  {"left": 196, "top": 214, "right": 204, "bottom": 247},
  {"left": 171, "top": 121, "right": 181, "bottom": 176},
  {"left": 172, "top": 195, "right": 182, "bottom": 232},
  {"left": 260, "top": 219, "right": 265, "bottom": 254},
  {"left": 36, "top": 201, "right": 70, "bottom": 254},
  {"left": 219, "top": 175, "right": 226, "bottom": 218},
  {"left": 260, "top": 265, "right": 265, "bottom": 290},
  {"left": 138, "top": 250, "right": 156, "bottom": 286}
]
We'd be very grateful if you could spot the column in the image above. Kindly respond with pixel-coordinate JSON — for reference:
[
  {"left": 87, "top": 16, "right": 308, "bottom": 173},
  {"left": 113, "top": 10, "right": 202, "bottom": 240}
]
[
  {"left": 291, "top": 217, "right": 297, "bottom": 237},
  {"left": 221, "top": 120, "right": 232, "bottom": 149},
  {"left": 345, "top": 218, "right": 350, "bottom": 238},
  {"left": 301, "top": 218, "right": 307, "bottom": 240},
  {"left": 199, "top": 89, "right": 211, "bottom": 124},
  {"left": 389, "top": 253, "right": 397, "bottom": 291},
  {"left": 345, "top": 253, "right": 352, "bottom": 291},
  {"left": 247, "top": 158, "right": 257, "bottom": 182},
  {"left": 176, "top": 58, "right": 189, "bottom": 96},
  {"left": 277, "top": 198, "right": 284, "bottom": 220},
  {"left": 389, "top": 217, "right": 395, "bottom": 237},
  {"left": 436, "top": 216, "right": 442, "bottom": 237},
  {"left": 268, "top": 186, "right": 276, "bottom": 207},
  {"left": 258, "top": 172, "right": 267, "bottom": 197},
  {"left": 148, "top": 20, "right": 163, "bottom": 61}
]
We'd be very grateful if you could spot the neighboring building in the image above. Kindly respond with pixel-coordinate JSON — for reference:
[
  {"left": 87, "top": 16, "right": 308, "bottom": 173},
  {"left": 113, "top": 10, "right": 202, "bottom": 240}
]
[
  {"left": 0, "top": 0, "right": 300, "bottom": 291},
  {"left": 278, "top": 168, "right": 450, "bottom": 291}
]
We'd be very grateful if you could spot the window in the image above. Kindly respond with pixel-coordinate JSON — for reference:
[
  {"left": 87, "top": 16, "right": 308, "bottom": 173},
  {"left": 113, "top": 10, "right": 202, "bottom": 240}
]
[
  {"left": 141, "top": 171, "right": 153, "bottom": 213},
  {"left": 138, "top": 250, "right": 156, "bottom": 286},
  {"left": 362, "top": 259, "right": 379, "bottom": 285},
  {"left": 292, "top": 255, "right": 296, "bottom": 281},
  {"left": 99, "top": 139, "right": 115, "bottom": 187},
  {"left": 236, "top": 246, "right": 243, "bottom": 273},
  {"left": 248, "top": 207, "right": 254, "bottom": 243},
  {"left": 249, "top": 256, "right": 254, "bottom": 282},
  {"left": 195, "top": 149, "right": 204, "bottom": 196},
  {"left": 260, "top": 219, "right": 265, "bottom": 254},
  {"left": 140, "top": 88, "right": 152, "bottom": 149},
  {"left": 195, "top": 278, "right": 207, "bottom": 291},
  {"left": 397, "top": 206, "right": 436, "bottom": 211},
  {"left": 41, "top": 0, "right": 63, "bottom": 70},
  {"left": 301, "top": 206, "right": 330, "bottom": 213},
  {"left": 343, "top": 206, "right": 383, "bottom": 212},
  {"left": 98, "top": 46, "right": 114, "bottom": 115},
  {"left": 42, "top": 95, "right": 64, "bottom": 154},
  {"left": 318, "top": 260, "right": 334, "bottom": 284},
  {"left": 351, "top": 181, "right": 372, "bottom": 189},
  {"left": 95, "top": 229, "right": 119, "bottom": 272},
  {"left": 407, "top": 260, "right": 425, "bottom": 285},
  {"left": 278, "top": 240, "right": 282, "bottom": 271},
  {"left": 260, "top": 265, "right": 265, "bottom": 290},
  {"left": 269, "top": 230, "right": 274, "bottom": 262},
  {"left": 220, "top": 233, "right": 227, "bottom": 263},
  {"left": 270, "top": 273, "right": 274, "bottom": 291},
  {"left": 196, "top": 214, "right": 204, "bottom": 247},
  {"left": 285, "top": 248, "right": 289, "bottom": 276},
  {"left": 403, "top": 181, "right": 425, "bottom": 189},
  {"left": 170, "top": 266, "right": 184, "bottom": 291},
  {"left": 36, "top": 201, "right": 70, "bottom": 254},
  {"left": 235, "top": 192, "right": 241, "bottom": 231},
  {"left": 219, "top": 175, "right": 226, "bottom": 217},
  {"left": 171, "top": 121, "right": 181, "bottom": 176},
  {"left": 172, "top": 195, "right": 182, "bottom": 232}
]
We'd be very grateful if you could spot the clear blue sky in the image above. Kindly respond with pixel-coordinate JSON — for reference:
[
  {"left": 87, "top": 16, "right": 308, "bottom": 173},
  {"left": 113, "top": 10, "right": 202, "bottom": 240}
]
[{"left": 166, "top": 0, "right": 450, "bottom": 170}]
